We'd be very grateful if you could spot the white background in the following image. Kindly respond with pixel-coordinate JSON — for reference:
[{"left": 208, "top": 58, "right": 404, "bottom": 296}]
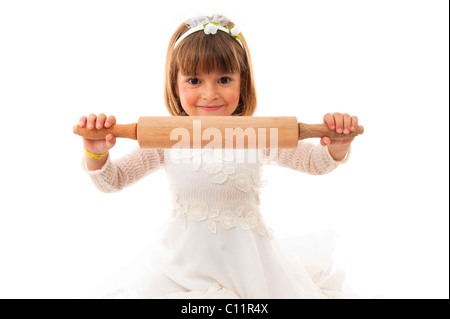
[{"left": 0, "top": 0, "right": 448, "bottom": 298}]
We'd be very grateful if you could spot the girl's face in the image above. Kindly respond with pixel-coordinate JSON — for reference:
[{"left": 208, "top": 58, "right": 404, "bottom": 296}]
[{"left": 176, "top": 71, "right": 241, "bottom": 116}]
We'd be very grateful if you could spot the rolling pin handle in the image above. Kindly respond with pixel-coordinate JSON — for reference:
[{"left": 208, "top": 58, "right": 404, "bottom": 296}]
[
  {"left": 73, "top": 123, "right": 138, "bottom": 140},
  {"left": 298, "top": 122, "right": 364, "bottom": 140}
]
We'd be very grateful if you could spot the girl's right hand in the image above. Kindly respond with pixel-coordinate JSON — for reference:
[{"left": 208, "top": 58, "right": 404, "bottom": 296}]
[{"left": 78, "top": 113, "right": 117, "bottom": 155}]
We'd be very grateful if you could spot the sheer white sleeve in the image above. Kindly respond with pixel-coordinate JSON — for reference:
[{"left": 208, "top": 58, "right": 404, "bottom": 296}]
[
  {"left": 82, "top": 148, "right": 165, "bottom": 193},
  {"left": 263, "top": 141, "right": 350, "bottom": 175}
]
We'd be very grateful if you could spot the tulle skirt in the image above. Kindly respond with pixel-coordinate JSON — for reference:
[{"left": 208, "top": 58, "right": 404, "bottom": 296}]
[{"left": 88, "top": 222, "right": 354, "bottom": 299}]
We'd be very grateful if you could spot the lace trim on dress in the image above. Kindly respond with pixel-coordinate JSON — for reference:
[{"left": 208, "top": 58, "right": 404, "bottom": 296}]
[
  {"left": 172, "top": 195, "right": 273, "bottom": 238},
  {"left": 204, "top": 161, "right": 267, "bottom": 194}
]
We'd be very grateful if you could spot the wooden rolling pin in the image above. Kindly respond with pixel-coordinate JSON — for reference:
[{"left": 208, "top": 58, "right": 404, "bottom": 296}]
[{"left": 73, "top": 116, "right": 364, "bottom": 149}]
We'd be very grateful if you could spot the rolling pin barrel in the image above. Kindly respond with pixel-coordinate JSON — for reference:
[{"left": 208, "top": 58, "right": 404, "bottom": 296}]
[{"left": 136, "top": 116, "right": 299, "bottom": 149}]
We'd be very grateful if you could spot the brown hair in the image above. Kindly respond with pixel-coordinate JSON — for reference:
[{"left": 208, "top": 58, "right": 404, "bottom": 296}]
[{"left": 164, "top": 18, "right": 257, "bottom": 116}]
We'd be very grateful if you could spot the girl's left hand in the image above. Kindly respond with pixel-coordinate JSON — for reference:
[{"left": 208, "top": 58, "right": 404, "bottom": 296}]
[{"left": 320, "top": 112, "right": 359, "bottom": 146}]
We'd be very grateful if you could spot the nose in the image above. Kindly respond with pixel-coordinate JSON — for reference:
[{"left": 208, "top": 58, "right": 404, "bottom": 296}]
[{"left": 201, "top": 82, "right": 219, "bottom": 101}]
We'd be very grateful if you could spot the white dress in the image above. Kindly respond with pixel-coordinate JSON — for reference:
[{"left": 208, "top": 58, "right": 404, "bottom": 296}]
[{"left": 85, "top": 142, "right": 350, "bottom": 299}]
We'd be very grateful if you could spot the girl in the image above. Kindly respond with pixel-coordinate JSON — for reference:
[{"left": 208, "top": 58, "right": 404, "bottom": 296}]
[{"left": 78, "top": 14, "right": 358, "bottom": 298}]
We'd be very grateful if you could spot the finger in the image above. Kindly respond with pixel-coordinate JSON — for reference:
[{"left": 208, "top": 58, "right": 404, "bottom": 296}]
[
  {"left": 105, "top": 134, "right": 116, "bottom": 149},
  {"left": 87, "top": 114, "right": 97, "bottom": 129},
  {"left": 323, "top": 113, "right": 335, "bottom": 130},
  {"left": 96, "top": 113, "right": 107, "bottom": 129},
  {"left": 343, "top": 113, "right": 351, "bottom": 134},
  {"left": 333, "top": 113, "right": 344, "bottom": 133},
  {"left": 351, "top": 116, "right": 358, "bottom": 131},
  {"left": 79, "top": 116, "right": 87, "bottom": 127},
  {"left": 105, "top": 115, "right": 116, "bottom": 128},
  {"left": 320, "top": 136, "right": 330, "bottom": 146}
]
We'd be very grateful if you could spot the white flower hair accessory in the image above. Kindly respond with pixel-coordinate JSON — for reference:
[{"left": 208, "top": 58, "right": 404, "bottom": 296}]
[
  {"left": 174, "top": 14, "right": 244, "bottom": 50},
  {"left": 204, "top": 21, "right": 219, "bottom": 35}
]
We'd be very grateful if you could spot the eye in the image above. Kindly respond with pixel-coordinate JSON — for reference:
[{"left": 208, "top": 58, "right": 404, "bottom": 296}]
[
  {"left": 219, "top": 77, "right": 231, "bottom": 84},
  {"left": 187, "top": 78, "right": 200, "bottom": 85}
]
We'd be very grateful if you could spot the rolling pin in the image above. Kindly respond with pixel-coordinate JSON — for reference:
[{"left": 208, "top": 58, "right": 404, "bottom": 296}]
[{"left": 73, "top": 116, "right": 364, "bottom": 149}]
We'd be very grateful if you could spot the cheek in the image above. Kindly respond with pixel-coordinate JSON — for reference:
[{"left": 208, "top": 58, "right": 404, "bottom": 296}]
[
  {"left": 228, "top": 84, "right": 241, "bottom": 106},
  {"left": 230, "top": 90, "right": 240, "bottom": 104},
  {"left": 221, "top": 77, "right": 241, "bottom": 108},
  {"left": 178, "top": 87, "right": 197, "bottom": 108}
]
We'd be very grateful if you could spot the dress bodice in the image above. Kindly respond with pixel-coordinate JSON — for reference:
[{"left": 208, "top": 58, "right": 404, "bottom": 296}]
[{"left": 164, "top": 149, "right": 272, "bottom": 237}]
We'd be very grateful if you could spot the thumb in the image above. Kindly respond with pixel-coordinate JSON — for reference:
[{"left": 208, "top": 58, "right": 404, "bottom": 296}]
[
  {"left": 320, "top": 136, "right": 330, "bottom": 146},
  {"left": 105, "top": 134, "right": 116, "bottom": 149}
]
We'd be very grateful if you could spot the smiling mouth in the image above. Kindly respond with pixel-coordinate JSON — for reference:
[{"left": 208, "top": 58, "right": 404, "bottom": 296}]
[{"left": 198, "top": 105, "right": 223, "bottom": 111}]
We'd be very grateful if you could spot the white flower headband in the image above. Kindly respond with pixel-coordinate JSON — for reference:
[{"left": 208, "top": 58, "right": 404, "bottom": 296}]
[{"left": 174, "top": 15, "right": 244, "bottom": 50}]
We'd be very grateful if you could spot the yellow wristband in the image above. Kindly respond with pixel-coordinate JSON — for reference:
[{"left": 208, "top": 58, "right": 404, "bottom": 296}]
[{"left": 84, "top": 147, "right": 109, "bottom": 159}]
